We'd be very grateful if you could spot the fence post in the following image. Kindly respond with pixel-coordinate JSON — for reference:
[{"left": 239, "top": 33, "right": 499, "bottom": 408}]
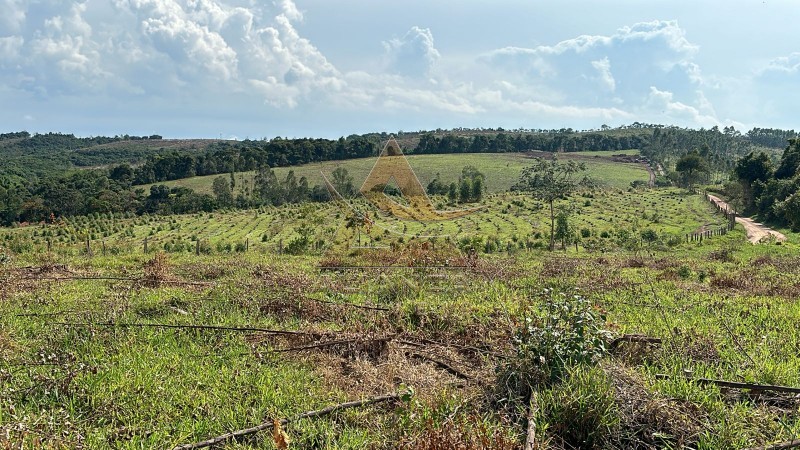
[
  {"left": 86, "top": 238, "right": 92, "bottom": 256},
  {"left": 47, "top": 240, "right": 52, "bottom": 253},
  {"left": 246, "top": 238, "right": 249, "bottom": 252},
  {"left": 102, "top": 240, "right": 107, "bottom": 256},
  {"left": 196, "top": 239, "right": 200, "bottom": 256},
  {"left": 144, "top": 237, "right": 148, "bottom": 254}
]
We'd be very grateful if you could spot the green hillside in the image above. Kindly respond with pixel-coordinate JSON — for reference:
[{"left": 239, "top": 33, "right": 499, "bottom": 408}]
[{"left": 143, "top": 150, "right": 646, "bottom": 195}]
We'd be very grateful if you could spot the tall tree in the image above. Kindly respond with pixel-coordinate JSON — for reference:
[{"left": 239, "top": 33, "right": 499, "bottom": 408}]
[
  {"left": 212, "top": 176, "right": 234, "bottom": 207},
  {"left": 674, "top": 151, "right": 709, "bottom": 188},
  {"left": 734, "top": 151, "right": 773, "bottom": 208},
  {"left": 513, "top": 157, "right": 589, "bottom": 251},
  {"left": 331, "top": 167, "right": 356, "bottom": 198}
]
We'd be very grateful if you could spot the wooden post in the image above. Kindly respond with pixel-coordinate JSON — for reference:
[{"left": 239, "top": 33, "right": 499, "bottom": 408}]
[
  {"left": 246, "top": 238, "right": 249, "bottom": 252},
  {"left": 102, "top": 241, "right": 107, "bottom": 256},
  {"left": 278, "top": 239, "right": 283, "bottom": 255},
  {"left": 86, "top": 238, "right": 92, "bottom": 256},
  {"left": 196, "top": 239, "right": 200, "bottom": 256},
  {"left": 47, "top": 240, "right": 52, "bottom": 253},
  {"left": 144, "top": 237, "right": 148, "bottom": 254}
]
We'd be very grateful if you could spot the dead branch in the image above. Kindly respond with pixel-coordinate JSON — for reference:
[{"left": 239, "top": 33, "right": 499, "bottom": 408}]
[
  {"left": 609, "top": 334, "right": 662, "bottom": 349},
  {"left": 15, "top": 310, "right": 89, "bottom": 317},
  {"left": 405, "top": 351, "right": 475, "bottom": 381},
  {"left": 397, "top": 338, "right": 506, "bottom": 359},
  {"left": 54, "top": 321, "right": 320, "bottom": 337},
  {"left": 524, "top": 393, "right": 538, "bottom": 450},
  {"left": 173, "top": 391, "right": 405, "bottom": 449},
  {"left": 15, "top": 275, "right": 214, "bottom": 286},
  {"left": 655, "top": 374, "right": 800, "bottom": 395},
  {"left": 273, "top": 337, "right": 393, "bottom": 353}
]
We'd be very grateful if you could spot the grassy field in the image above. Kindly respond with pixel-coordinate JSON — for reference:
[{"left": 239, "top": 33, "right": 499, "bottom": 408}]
[
  {"left": 3, "top": 170, "right": 800, "bottom": 448},
  {"left": 142, "top": 150, "right": 647, "bottom": 195}
]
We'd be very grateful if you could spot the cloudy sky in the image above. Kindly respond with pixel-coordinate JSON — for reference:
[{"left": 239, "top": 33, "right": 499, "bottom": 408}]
[{"left": 1, "top": 0, "right": 798, "bottom": 139}]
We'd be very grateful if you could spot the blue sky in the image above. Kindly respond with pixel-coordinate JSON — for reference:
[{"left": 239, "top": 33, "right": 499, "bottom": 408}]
[{"left": 0, "top": 0, "right": 798, "bottom": 139}]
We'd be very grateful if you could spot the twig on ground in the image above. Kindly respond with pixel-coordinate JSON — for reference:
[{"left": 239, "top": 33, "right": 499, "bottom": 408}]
[
  {"left": 405, "top": 351, "right": 475, "bottom": 381},
  {"left": 655, "top": 374, "right": 800, "bottom": 395},
  {"left": 53, "top": 321, "right": 320, "bottom": 337},
  {"left": 609, "top": 334, "right": 662, "bottom": 349},
  {"left": 173, "top": 392, "right": 406, "bottom": 449}
]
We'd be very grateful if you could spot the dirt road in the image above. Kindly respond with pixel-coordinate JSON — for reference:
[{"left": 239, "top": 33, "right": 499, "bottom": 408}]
[{"left": 706, "top": 194, "right": 787, "bottom": 244}]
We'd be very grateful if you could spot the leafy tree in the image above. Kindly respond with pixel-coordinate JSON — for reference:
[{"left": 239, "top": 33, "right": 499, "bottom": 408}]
[
  {"left": 674, "top": 151, "right": 709, "bottom": 188},
  {"left": 554, "top": 209, "right": 574, "bottom": 251},
  {"left": 513, "top": 157, "right": 589, "bottom": 251},
  {"left": 212, "top": 176, "right": 234, "bottom": 207},
  {"left": 775, "top": 138, "right": 800, "bottom": 179},
  {"left": 459, "top": 178, "right": 472, "bottom": 203},
  {"left": 447, "top": 182, "right": 458, "bottom": 203},
  {"left": 471, "top": 176, "right": 484, "bottom": 202},
  {"left": 331, "top": 167, "right": 356, "bottom": 198},
  {"left": 734, "top": 151, "right": 774, "bottom": 209},
  {"left": 426, "top": 173, "right": 448, "bottom": 196},
  {"left": 776, "top": 191, "right": 800, "bottom": 231}
]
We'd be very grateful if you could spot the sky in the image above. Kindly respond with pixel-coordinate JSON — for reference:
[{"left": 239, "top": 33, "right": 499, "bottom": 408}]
[{"left": 0, "top": 0, "right": 798, "bottom": 139}]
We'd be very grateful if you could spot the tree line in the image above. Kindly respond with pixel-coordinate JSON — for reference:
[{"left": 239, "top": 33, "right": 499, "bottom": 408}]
[{"left": 729, "top": 138, "right": 800, "bottom": 230}]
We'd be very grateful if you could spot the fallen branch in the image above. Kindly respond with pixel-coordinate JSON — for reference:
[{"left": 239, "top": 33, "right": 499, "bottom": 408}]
[
  {"left": 744, "top": 439, "right": 800, "bottom": 450},
  {"left": 173, "top": 392, "right": 405, "bottom": 449},
  {"left": 54, "top": 321, "right": 319, "bottom": 337},
  {"left": 405, "top": 351, "right": 475, "bottom": 381},
  {"left": 273, "top": 337, "right": 393, "bottom": 353},
  {"left": 609, "top": 334, "right": 662, "bottom": 349},
  {"left": 15, "top": 310, "right": 89, "bottom": 317},
  {"left": 655, "top": 374, "right": 800, "bottom": 395},
  {"left": 524, "top": 393, "right": 538, "bottom": 450},
  {"left": 398, "top": 337, "right": 506, "bottom": 359},
  {"left": 16, "top": 275, "right": 214, "bottom": 286}
]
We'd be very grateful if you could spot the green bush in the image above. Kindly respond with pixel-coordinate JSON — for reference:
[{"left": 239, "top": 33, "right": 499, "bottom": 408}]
[{"left": 496, "top": 289, "right": 610, "bottom": 408}]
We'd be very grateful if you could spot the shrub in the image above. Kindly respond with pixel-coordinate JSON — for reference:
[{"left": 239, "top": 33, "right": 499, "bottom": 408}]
[{"left": 496, "top": 289, "right": 610, "bottom": 408}]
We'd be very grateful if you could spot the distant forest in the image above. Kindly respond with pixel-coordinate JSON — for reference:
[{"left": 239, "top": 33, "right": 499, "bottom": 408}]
[{"left": 0, "top": 124, "right": 797, "bottom": 226}]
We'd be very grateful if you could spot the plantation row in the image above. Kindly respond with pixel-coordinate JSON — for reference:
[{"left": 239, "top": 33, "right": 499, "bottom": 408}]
[{"left": 1, "top": 189, "right": 731, "bottom": 257}]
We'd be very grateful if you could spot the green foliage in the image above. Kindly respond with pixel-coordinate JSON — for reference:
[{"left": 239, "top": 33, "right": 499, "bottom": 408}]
[
  {"left": 513, "top": 157, "right": 589, "bottom": 251},
  {"left": 674, "top": 150, "right": 709, "bottom": 188},
  {"left": 497, "top": 290, "right": 609, "bottom": 407}
]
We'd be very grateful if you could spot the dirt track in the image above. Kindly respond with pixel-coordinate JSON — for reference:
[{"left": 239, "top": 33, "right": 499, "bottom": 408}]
[{"left": 707, "top": 194, "right": 787, "bottom": 244}]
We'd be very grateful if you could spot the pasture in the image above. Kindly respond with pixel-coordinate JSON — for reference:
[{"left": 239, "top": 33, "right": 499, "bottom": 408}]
[
  {"left": 3, "top": 166, "right": 800, "bottom": 448},
  {"left": 142, "top": 150, "right": 647, "bottom": 195}
]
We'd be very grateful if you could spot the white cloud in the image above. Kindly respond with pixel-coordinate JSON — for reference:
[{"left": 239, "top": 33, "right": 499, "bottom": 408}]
[
  {"left": 1, "top": 4, "right": 787, "bottom": 135},
  {"left": 383, "top": 26, "right": 440, "bottom": 77},
  {"left": 0, "top": 36, "right": 24, "bottom": 63},
  {"left": 644, "top": 86, "right": 718, "bottom": 127},
  {"left": 591, "top": 57, "right": 615, "bottom": 91},
  {"left": 482, "top": 20, "right": 701, "bottom": 107},
  {"left": 0, "top": 0, "right": 26, "bottom": 34}
]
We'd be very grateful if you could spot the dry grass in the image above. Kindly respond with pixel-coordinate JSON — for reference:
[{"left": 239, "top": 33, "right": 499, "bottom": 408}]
[
  {"left": 396, "top": 415, "right": 520, "bottom": 450},
  {"left": 604, "top": 364, "right": 706, "bottom": 449}
]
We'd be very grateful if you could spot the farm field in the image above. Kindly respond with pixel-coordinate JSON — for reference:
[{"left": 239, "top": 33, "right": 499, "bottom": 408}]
[
  {"left": 2, "top": 180, "right": 799, "bottom": 448},
  {"left": 141, "top": 150, "right": 647, "bottom": 195},
  {"left": 1, "top": 188, "right": 731, "bottom": 257}
]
